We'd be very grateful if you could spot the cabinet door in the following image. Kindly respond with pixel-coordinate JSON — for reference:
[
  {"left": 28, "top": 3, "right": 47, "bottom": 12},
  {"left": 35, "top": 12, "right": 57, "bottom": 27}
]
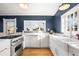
[
  {"left": 49, "top": 42, "right": 57, "bottom": 56},
  {"left": 24, "top": 35, "right": 31, "bottom": 48},
  {"left": 49, "top": 36, "right": 68, "bottom": 56},
  {"left": 49, "top": 37, "right": 57, "bottom": 55},
  {"left": 69, "top": 46, "right": 79, "bottom": 56},
  {"left": 0, "top": 48, "right": 10, "bottom": 56},
  {"left": 31, "top": 35, "right": 40, "bottom": 48},
  {"left": 41, "top": 35, "right": 49, "bottom": 48},
  {"left": 55, "top": 40, "right": 68, "bottom": 56},
  {"left": 0, "top": 39, "right": 10, "bottom": 56}
]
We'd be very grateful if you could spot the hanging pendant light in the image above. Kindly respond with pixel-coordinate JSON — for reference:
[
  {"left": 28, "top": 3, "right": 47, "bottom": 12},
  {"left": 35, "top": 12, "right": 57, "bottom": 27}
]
[
  {"left": 59, "top": 3, "right": 70, "bottom": 11},
  {"left": 19, "top": 3, "right": 28, "bottom": 9},
  {"left": 19, "top": 0, "right": 28, "bottom": 9}
]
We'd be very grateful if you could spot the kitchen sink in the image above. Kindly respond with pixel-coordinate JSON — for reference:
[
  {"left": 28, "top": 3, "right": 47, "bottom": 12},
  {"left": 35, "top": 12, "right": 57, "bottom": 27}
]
[
  {"left": 58, "top": 37, "right": 79, "bottom": 43},
  {"left": 60, "top": 35, "right": 79, "bottom": 43},
  {"left": 68, "top": 43, "right": 79, "bottom": 49},
  {"left": 71, "top": 44, "right": 79, "bottom": 46}
]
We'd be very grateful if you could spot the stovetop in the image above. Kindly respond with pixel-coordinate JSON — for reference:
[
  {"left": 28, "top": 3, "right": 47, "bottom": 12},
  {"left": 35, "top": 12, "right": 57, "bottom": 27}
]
[{"left": 0, "top": 35, "right": 22, "bottom": 39}]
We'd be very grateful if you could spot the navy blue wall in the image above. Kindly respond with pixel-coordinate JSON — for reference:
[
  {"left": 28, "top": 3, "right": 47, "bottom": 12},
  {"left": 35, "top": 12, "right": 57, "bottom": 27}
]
[
  {"left": 0, "top": 16, "right": 55, "bottom": 32},
  {"left": 54, "top": 16, "right": 61, "bottom": 33}
]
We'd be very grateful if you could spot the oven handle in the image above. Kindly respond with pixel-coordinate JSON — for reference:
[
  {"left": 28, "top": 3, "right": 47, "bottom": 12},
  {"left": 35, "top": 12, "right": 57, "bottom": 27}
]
[{"left": 11, "top": 41, "right": 23, "bottom": 47}]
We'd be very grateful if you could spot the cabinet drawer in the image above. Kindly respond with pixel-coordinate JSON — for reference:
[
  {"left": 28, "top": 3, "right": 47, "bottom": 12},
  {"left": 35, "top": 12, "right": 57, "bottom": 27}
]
[
  {"left": 69, "top": 51, "right": 79, "bottom": 56},
  {"left": 69, "top": 46, "right": 79, "bottom": 56},
  {"left": 0, "top": 40, "right": 10, "bottom": 51}
]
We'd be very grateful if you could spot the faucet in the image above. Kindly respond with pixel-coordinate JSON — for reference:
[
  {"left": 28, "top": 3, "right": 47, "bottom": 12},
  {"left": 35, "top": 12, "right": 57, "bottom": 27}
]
[
  {"left": 76, "top": 34, "right": 79, "bottom": 40},
  {"left": 7, "top": 29, "right": 11, "bottom": 35}
]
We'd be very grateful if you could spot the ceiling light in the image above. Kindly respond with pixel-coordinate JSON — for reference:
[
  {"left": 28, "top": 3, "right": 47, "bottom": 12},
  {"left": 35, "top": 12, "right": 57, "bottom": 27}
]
[
  {"left": 59, "top": 3, "right": 70, "bottom": 11},
  {"left": 19, "top": 3, "right": 28, "bottom": 9}
]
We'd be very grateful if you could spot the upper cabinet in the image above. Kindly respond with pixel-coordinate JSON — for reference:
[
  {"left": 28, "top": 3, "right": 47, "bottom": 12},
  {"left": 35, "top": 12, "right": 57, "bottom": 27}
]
[{"left": 61, "top": 4, "right": 79, "bottom": 35}]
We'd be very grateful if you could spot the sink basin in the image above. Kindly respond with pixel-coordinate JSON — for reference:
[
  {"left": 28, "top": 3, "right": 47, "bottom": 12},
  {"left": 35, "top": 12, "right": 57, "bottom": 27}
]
[
  {"left": 60, "top": 38, "right": 79, "bottom": 43},
  {"left": 64, "top": 39, "right": 76, "bottom": 42},
  {"left": 69, "top": 43, "right": 79, "bottom": 49},
  {"left": 72, "top": 44, "right": 79, "bottom": 46}
]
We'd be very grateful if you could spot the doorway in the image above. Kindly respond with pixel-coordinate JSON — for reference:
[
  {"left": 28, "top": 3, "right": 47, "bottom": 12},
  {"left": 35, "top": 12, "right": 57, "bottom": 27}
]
[{"left": 3, "top": 18, "right": 16, "bottom": 35}]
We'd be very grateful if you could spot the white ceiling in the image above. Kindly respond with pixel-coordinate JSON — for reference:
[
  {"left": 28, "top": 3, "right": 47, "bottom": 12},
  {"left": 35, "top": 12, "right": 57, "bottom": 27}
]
[{"left": 0, "top": 3, "right": 61, "bottom": 15}]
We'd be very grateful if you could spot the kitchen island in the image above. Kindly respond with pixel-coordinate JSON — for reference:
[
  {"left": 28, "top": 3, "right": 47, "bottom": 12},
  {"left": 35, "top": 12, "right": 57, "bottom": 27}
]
[{"left": 0, "top": 35, "right": 23, "bottom": 56}]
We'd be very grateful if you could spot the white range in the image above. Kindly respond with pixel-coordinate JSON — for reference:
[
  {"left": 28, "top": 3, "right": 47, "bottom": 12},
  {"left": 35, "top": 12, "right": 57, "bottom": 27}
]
[{"left": 0, "top": 35, "right": 23, "bottom": 56}]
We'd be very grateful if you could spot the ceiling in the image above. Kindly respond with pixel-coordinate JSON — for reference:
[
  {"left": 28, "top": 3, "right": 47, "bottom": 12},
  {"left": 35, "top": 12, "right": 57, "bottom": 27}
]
[
  {"left": 55, "top": 3, "right": 78, "bottom": 16},
  {"left": 0, "top": 3, "right": 61, "bottom": 16}
]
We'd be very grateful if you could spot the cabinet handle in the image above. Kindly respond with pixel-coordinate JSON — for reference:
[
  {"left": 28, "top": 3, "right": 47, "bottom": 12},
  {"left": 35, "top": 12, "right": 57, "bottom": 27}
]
[
  {"left": 0, "top": 48, "right": 7, "bottom": 53},
  {"left": 55, "top": 48, "right": 58, "bottom": 55},
  {"left": 72, "top": 54, "right": 75, "bottom": 56}
]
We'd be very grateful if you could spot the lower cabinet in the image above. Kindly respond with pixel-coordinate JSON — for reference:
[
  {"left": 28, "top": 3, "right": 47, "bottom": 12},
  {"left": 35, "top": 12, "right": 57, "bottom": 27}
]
[
  {"left": 24, "top": 35, "right": 40, "bottom": 48},
  {"left": 41, "top": 34, "right": 49, "bottom": 48},
  {"left": 23, "top": 33, "right": 49, "bottom": 48},
  {"left": 50, "top": 35, "right": 79, "bottom": 56},
  {"left": 0, "top": 48, "right": 10, "bottom": 56},
  {"left": 69, "top": 45, "right": 79, "bottom": 56},
  {"left": 0, "top": 39, "right": 10, "bottom": 56},
  {"left": 49, "top": 37, "right": 57, "bottom": 55},
  {"left": 23, "top": 35, "right": 31, "bottom": 48},
  {"left": 49, "top": 36, "right": 68, "bottom": 56},
  {"left": 30, "top": 35, "right": 40, "bottom": 48}
]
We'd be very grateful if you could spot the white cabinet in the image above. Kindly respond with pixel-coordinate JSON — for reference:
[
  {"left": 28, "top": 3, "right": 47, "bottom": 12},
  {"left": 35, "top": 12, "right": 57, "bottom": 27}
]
[
  {"left": 55, "top": 40, "right": 68, "bottom": 56},
  {"left": 23, "top": 35, "right": 31, "bottom": 48},
  {"left": 24, "top": 35, "right": 40, "bottom": 48},
  {"left": 49, "top": 36, "right": 57, "bottom": 55},
  {"left": 23, "top": 33, "right": 49, "bottom": 48},
  {"left": 49, "top": 35, "right": 79, "bottom": 56},
  {"left": 0, "top": 48, "right": 10, "bottom": 56},
  {"left": 49, "top": 35, "right": 68, "bottom": 56},
  {"left": 0, "top": 39, "right": 10, "bottom": 56},
  {"left": 30, "top": 35, "right": 40, "bottom": 48},
  {"left": 41, "top": 34, "right": 49, "bottom": 48},
  {"left": 69, "top": 45, "right": 79, "bottom": 56},
  {"left": 61, "top": 4, "right": 79, "bottom": 35}
]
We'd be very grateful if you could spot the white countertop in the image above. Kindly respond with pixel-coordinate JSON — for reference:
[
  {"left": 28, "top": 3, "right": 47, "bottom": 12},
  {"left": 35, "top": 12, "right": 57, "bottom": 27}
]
[
  {"left": 23, "top": 32, "right": 49, "bottom": 36},
  {"left": 49, "top": 34, "right": 79, "bottom": 50}
]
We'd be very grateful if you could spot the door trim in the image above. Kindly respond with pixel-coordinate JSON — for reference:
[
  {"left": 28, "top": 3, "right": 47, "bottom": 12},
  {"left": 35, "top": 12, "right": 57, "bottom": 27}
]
[{"left": 3, "top": 18, "right": 16, "bottom": 35}]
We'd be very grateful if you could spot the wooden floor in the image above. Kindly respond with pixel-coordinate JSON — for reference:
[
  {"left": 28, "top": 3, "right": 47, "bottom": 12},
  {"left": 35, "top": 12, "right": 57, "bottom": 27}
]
[{"left": 21, "top": 48, "right": 54, "bottom": 56}]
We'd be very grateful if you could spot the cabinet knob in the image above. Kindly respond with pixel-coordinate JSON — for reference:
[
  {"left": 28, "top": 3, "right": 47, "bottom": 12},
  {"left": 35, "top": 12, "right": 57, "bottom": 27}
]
[{"left": 72, "top": 54, "right": 75, "bottom": 56}]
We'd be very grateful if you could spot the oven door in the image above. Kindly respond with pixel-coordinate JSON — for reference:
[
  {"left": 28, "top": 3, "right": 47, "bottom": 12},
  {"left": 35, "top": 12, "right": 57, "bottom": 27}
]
[{"left": 11, "top": 42, "right": 23, "bottom": 56}]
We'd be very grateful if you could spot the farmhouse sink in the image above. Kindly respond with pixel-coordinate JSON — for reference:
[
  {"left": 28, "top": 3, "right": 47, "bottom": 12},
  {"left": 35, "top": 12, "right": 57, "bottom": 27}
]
[
  {"left": 70, "top": 43, "right": 79, "bottom": 46},
  {"left": 54, "top": 36, "right": 79, "bottom": 44},
  {"left": 68, "top": 43, "right": 79, "bottom": 50}
]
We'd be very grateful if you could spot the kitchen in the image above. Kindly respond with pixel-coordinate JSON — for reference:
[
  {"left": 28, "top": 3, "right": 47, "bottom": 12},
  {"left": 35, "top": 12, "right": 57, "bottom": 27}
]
[{"left": 0, "top": 3, "right": 79, "bottom": 56}]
